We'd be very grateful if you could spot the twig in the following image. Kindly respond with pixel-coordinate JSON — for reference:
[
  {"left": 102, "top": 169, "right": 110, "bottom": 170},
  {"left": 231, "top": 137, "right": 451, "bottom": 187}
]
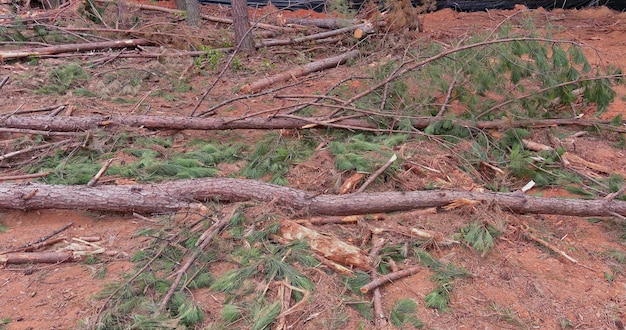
[
  {"left": 86, "top": 0, "right": 110, "bottom": 29},
  {"left": 356, "top": 154, "right": 397, "bottom": 193},
  {"left": 475, "top": 74, "right": 625, "bottom": 119},
  {"left": 0, "top": 128, "right": 78, "bottom": 137},
  {"left": 340, "top": 37, "right": 595, "bottom": 108},
  {"left": 0, "top": 222, "right": 72, "bottom": 255},
  {"left": 95, "top": 244, "right": 169, "bottom": 326},
  {"left": 13, "top": 104, "right": 68, "bottom": 115},
  {"left": 133, "top": 212, "right": 159, "bottom": 223},
  {"left": 360, "top": 266, "right": 422, "bottom": 294},
  {"left": 437, "top": 69, "right": 460, "bottom": 117},
  {"left": 367, "top": 234, "right": 387, "bottom": 329},
  {"left": 281, "top": 76, "right": 371, "bottom": 116},
  {"left": 48, "top": 105, "right": 66, "bottom": 117},
  {"left": 196, "top": 75, "right": 320, "bottom": 117},
  {"left": 0, "top": 140, "right": 74, "bottom": 162},
  {"left": 525, "top": 233, "right": 578, "bottom": 264},
  {"left": 0, "top": 76, "right": 9, "bottom": 91},
  {"left": 158, "top": 204, "right": 238, "bottom": 312},
  {"left": 373, "top": 287, "right": 386, "bottom": 329},
  {"left": 87, "top": 158, "right": 115, "bottom": 187},
  {"left": 276, "top": 280, "right": 310, "bottom": 318},
  {"left": 379, "top": 82, "right": 390, "bottom": 113},
  {"left": 0, "top": 171, "right": 51, "bottom": 182},
  {"left": 604, "top": 185, "right": 626, "bottom": 202}
]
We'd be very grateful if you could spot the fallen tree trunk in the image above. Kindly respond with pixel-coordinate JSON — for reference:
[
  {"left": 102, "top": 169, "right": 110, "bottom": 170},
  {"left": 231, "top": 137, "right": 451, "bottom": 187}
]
[
  {"left": 0, "top": 115, "right": 375, "bottom": 132},
  {"left": 0, "top": 251, "right": 75, "bottom": 264},
  {"left": 0, "top": 178, "right": 624, "bottom": 217},
  {"left": 284, "top": 17, "right": 357, "bottom": 29},
  {"left": 241, "top": 50, "right": 360, "bottom": 93},
  {"left": 2, "top": 114, "right": 621, "bottom": 133},
  {"left": 0, "top": 39, "right": 151, "bottom": 60}
]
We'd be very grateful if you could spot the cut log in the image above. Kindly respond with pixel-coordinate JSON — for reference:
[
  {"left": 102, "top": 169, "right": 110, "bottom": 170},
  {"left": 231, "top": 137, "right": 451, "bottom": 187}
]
[
  {"left": 0, "top": 39, "right": 151, "bottom": 60},
  {"left": 0, "top": 115, "right": 375, "bottom": 132},
  {"left": 0, "top": 178, "right": 624, "bottom": 217},
  {"left": 1, "top": 114, "right": 621, "bottom": 133},
  {"left": 241, "top": 50, "right": 360, "bottom": 93},
  {"left": 284, "top": 17, "right": 357, "bottom": 29},
  {"left": 0, "top": 251, "right": 75, "bottom": 264}
]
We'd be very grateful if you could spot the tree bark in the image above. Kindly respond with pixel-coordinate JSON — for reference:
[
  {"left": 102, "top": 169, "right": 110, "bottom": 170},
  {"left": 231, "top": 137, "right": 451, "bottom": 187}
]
[
  {"left": 231, "top": 0, "right": 255, "bottom": 53},
  {"left": 241, "top": 50, "right": 360, "bottom": 93},
  {"left": 0, "top": 39, "right": 151, "bottom": 60},
  {"left": 185, "top": 0, "right": 201, "bottom": 27},
  {"left": 0, "top": 252, "right": 75, "bottom": 264},
  {"left": 0, "top": 115, "right": 375, "bottom": 132},
  {"left": 2, "top": 114, "right": 621, "bottom": 133},
  {"left": 0, "top": 178, "right": 624, "bottom": 217}
]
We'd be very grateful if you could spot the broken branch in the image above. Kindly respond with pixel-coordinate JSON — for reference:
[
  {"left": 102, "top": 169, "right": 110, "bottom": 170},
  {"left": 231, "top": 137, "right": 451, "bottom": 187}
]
[
  {"left": 241, "top": 50, "right": 359, "bottom": 93},
  {"left": 360, "top": 266, "right": 421, "bottom": 294}
]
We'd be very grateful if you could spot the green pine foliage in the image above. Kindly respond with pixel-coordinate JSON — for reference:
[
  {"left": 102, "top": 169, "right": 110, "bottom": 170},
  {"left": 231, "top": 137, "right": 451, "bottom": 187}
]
[
  {"left": 27, "top": 136, "right": 243, "bottom": 184},
  {"left": 415, "top": 250, "right": 469, "bottom": 311},
  {"left": 345, "top": 271, "right": 373, "bottom": 295},
  {"left": 459, "top": 221, "right": 500, "bottom": 256},
  {"left": 389, "top": 299, "right": 424, "bottom": 328},
  {"left": 221, "top": 304, "right": 243, "bottom": 323},
  {"left": 241, "top": 132, "right": 316, "bottom": 185},
  {"left": 329, "top": 133, "right": 406, "bottom": 173},
  {"left": 36, "top": 64, "right": 91, "bottom": 95},
  {"left": 250, "top": 301, "right": 281, "bottom": 330},
  {"left": 348, "top": 301, "right": 374, "bottom": 321}
]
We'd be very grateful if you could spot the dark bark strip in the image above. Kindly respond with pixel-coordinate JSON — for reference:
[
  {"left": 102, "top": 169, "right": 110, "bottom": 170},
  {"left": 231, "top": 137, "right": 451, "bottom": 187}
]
[{"left": 0, "top": 178, "right": 624, "bottom": 217}]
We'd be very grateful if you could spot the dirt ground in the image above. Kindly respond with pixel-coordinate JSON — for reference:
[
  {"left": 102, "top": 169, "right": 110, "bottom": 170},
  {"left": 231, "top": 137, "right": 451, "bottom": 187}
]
[{"left": 1, "top": 2, "right": 626, "bottom": 329}]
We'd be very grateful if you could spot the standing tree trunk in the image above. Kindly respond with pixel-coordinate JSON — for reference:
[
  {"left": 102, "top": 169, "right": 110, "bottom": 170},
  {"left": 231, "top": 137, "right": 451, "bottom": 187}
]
[
  {"left": 231, "top": 0, "right": 255, "bottom": 53},
  {"left": 185, "top": 0, "right": 201, "bottom": 27},
  {"left": 175, "top": 0, "right": 201, "bottom": 27}
]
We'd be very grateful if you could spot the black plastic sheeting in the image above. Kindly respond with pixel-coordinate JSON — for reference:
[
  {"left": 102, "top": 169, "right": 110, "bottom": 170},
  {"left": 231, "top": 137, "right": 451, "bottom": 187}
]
[{"left": 196, "top": 0, "right": 626, "bottom": 12}]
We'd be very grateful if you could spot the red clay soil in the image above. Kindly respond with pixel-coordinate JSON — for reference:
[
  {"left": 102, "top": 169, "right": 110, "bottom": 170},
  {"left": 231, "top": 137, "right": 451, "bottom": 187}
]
[{"left": 1, "top": 3, "right": 626, "bottom": 330}]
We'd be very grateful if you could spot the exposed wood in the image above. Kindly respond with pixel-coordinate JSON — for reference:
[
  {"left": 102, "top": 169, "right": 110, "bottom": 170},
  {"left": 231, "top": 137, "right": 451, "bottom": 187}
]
[
  {"left": 241, "top": 50, "right": 360, "bottom": 93},
  {"left": 0, "top": 251, "right": 74, "bottom": 264},
  {"left": 0, "top": 114, "right": 376, "bottom": 132},
  {"left": 0, "top": 178, "right": 625, "bottom": 217},
  {"left": 0, "top": 39, "right": 151, "bottom": 60},
  {"left": 278, "top": 219, "right": 371, "bottom": 271},
  {"left": 522, "top": 138, "right": 626, "bottom": 178},
  {"left": 87, "top": 159, "right": 115, "bottom": 187}
]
